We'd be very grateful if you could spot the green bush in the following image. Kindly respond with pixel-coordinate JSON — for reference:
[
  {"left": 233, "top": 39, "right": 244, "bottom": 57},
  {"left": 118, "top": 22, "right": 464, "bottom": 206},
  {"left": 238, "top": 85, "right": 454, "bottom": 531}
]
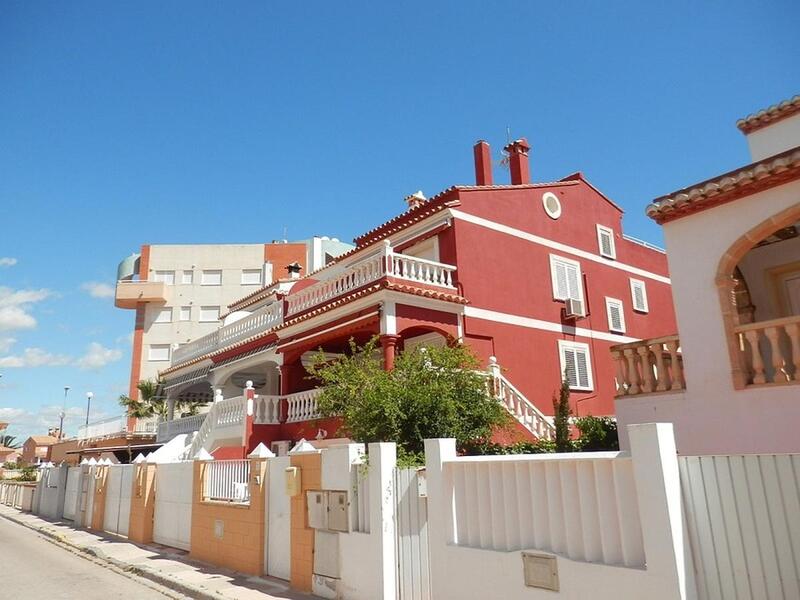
[{"left": 574, "top": 416, "right": 619, "bottom": 451}]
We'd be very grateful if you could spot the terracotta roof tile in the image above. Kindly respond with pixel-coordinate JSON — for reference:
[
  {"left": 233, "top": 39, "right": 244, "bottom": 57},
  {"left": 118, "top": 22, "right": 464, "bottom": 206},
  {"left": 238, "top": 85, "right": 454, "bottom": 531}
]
[
  {"left": 737, "top": 95, "right": 800, "bottom": 134},
  {"left": 646, "top": 146, "right": 800, "bottom": 224}
]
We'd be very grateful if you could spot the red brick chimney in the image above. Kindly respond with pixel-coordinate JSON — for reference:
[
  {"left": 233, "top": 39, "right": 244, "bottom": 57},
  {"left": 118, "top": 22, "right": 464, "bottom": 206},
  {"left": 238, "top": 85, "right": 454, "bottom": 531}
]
[
  {"left": 504, "top": 138, "right": 531, "bottom": 185},
  {"left": 473, "top": 140, "right": 492, "bottom": 186}
]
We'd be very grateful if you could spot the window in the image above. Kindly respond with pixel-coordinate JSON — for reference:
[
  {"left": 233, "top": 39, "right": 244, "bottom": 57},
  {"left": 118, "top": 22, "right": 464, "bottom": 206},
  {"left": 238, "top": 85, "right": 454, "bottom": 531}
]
[
  {"left": 201, "top": 270, "right": 222, "bottom": 286},
  {"left": 181, "top": 270, "right": 193, "bottom": 284},
  {"left": 597, "top": 225, "right": 616, "bottom": 259},
  {"left": 558, "top": 340, "right": 593, "bottom": 391},
  {"left": 630, "top": 278, "right": 649, "bottom": 313},
  {"left": 154, "top": 308, "right": 172, "bottom": 323},
  {"left": 241, "top": 269, "right": 262, "bottom": 286},
  {"left": 605, "top": 297, "right": 626, "bottom": 333},
  {"left": 542, "top": 192, "right": 562, "bottom": 219},
  {"left": 199, "top": 306, "right": 220, "bottom": 322},
  {"left": 549, "top": 255, "right": 584, "bottom": 302},
  {"left": 179, "top": 306, "right": 191, "bottom": 321},
  {"left": 148, "top": 344, "right": 170, "bottom": 361},
  {"left": 153, "top": 270, "right": 175, "bottom": 285}
]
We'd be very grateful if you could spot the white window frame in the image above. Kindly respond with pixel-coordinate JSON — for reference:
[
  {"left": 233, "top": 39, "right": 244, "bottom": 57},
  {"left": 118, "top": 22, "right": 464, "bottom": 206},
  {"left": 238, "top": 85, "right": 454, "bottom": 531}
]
[
  {"left": 154, "top": 307, "right": 172, "bottom": 324},
  {"left": 596, "top": 225, "right": 616, "bottom": 259},
  {"left": 148, "top": 344, "right": 171, "bottom": 362},
  {"left": 153, "top": 270, "right": 175, "bottom": 285},
  {"left": 557, "top": 340, "right": 593, "bottom": 391},
  {"left": 179, "top": 306, "right": 191, "bottom": 321},
  {"left": 181, "top": 270, "right": 193, "bottom": 285},
  {"left": 630, "top": 278, "right": 649, "bottom": 313},
  {"left": 604, "top": 297, "right": 626, "bottom": 334},
  {"left": 241, "top": 269, "right": 263, "bottom": 286},
  {"left": 201, "top": 270, "right": 222, "bottom": 286},
  {"left": 549, "top": 254, "right": 584, "bottom": 302},
  {"left": 542, "top": 192, "right": 562, "bottom": 220},
  {"left": 199, "top": 306, "right": 220, "bottom": 323}
]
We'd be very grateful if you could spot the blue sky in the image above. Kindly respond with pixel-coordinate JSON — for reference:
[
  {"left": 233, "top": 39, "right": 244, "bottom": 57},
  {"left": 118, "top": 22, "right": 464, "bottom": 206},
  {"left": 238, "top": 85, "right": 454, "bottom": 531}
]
[{"left": 0, "top": 1, "right": 797, "bottom": 442}]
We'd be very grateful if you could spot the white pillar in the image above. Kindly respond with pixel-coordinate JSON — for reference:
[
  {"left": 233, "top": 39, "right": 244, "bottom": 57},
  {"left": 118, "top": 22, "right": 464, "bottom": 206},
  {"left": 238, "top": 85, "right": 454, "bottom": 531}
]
[
  {"left": 368, "top": 442, "right": 397, "bottom": 600},
  {"left": 167, "top": 396, "right": 175, "bottom": 421},
  {"left": 628, "top": 423, "right": 697, "bottom": 600},
  {"left": 424, "top": 438, "right": 457, "bottom": 600}
]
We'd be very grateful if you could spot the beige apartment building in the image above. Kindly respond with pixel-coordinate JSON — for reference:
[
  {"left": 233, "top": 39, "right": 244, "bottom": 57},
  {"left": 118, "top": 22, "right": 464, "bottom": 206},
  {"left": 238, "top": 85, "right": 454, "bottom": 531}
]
[{"left": 115, "top": 238, "right": 352, "bottom": 400}]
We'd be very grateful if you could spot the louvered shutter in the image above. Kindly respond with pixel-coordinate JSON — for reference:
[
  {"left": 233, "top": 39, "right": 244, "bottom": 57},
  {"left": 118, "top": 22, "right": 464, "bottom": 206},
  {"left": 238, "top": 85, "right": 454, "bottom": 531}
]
[
  {"left": 563, "top": 348, "right": 578, "bottom": 387},
  {"left": 555, "top": 261, "right": 569, "bottom": 299},
  {"left": 575, "top": 349, "right": 590, "bottom": 389},
  {"left": 607, "top": 299, "right": 625, "bottom": 332},
  {"left": 600, "top": 230, "right": 613, "bottom": 257},
  {"left": 631, "top": 280, "right": 648, "bottom": 312},
  {"left": 565, "top": 262, "right": 582, "bottom": 300}
]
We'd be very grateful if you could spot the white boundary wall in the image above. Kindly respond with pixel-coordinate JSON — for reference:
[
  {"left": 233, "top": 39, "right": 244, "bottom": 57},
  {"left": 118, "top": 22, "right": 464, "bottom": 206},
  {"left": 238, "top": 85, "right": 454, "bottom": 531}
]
[
  {"left": 62, "top": 467, "right": 81, "bottom": 521},
  {"left": 266, "top": 455, "right": 291, "bottom": 579},
  {"left": 153, "top": 461, "right": 194, "bottom": 550},
  {"left": 424, "top": 424, "right": 696, "bottom": 600},
  {"left": 35, "top": 465, "right": 68, "bottom": 520}
]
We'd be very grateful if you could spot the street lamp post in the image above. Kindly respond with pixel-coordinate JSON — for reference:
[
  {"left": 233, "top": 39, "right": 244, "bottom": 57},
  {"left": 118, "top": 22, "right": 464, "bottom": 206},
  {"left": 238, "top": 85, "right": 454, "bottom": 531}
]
[
  {"left": 85, "top": 392, "right": 93, "bottom": 427},
  {"left": 59, "top": 386, "right": 70, "bottom": 440}
]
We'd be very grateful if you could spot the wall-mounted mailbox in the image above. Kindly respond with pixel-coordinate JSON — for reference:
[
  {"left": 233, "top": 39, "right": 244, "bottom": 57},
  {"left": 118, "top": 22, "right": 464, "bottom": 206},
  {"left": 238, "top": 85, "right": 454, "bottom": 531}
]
[
  {"left": 417, "top": 468, "right": 427, "bottom": 498},
  {"left": 327, "top": 490, "right": 349, "bottom": 532},
  {"left": 306, "top": 490, "right": 350, "bottom": 532},
  {"left": 285, "top": 466, "right": 301, "bottom": 496}
]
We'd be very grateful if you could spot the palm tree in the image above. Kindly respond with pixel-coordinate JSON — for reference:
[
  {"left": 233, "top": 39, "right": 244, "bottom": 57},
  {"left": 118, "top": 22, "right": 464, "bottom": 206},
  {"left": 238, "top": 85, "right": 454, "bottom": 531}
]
[
  {"left": 119, "top": 379, "right": 202, "bottom": 421},
  {"left": 0, "top": 434, "right": 20, "bottom": 449}
]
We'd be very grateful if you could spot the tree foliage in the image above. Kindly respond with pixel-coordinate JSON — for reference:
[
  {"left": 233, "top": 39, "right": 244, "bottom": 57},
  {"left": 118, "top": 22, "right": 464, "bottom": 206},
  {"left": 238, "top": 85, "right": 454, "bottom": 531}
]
[
  {"left": 552, "top": 377, "right": 572, "bottom": 452},
  {"left": 0, "top": 434, "right": 20, "bottom": 449},
  {"left": 118, "top": 379, "right": 202, "bottom": 420},
  {"left": 574, "top": 416, "right": 619, "bottom": 451},
  {"left": 306, "top": 337, "right": 510, "bottom": 463}
]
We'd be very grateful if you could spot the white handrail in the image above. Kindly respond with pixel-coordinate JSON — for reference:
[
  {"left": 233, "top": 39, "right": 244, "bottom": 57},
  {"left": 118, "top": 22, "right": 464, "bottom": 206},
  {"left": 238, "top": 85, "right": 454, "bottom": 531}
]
[
  {"left": 285, "top": 389, "right": 323, "bottom": 422},
  {"left": 186, "top": 396, "right": 246, "bottom": 458},
  {"left": 488, "top": 364, "right": 555, "bottom": 440},
  {"left": 157, "top": 413, "right": 207, "bottom": 443}
]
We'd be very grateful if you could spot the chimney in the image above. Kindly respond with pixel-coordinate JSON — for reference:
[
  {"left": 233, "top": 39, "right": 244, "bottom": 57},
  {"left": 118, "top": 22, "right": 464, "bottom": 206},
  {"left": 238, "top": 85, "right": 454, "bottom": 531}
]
[
  {"left": 404, "top": 190, "right": 426, "bottom": 211},
  {"left": 504, "top": 138, "right": 531, "bottom": 185},
  {"left": 286, "top": 262, "right": 302, "bottom": 279},
  {"left": 473, "top": 140, "right": 492, "bottom": 185}
]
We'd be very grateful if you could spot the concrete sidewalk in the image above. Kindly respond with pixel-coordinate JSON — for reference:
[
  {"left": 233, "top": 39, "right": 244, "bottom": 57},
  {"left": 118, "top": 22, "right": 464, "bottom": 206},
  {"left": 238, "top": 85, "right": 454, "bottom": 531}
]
[{"left": 0, "top": 505, "right": 312, "bottom": 600}]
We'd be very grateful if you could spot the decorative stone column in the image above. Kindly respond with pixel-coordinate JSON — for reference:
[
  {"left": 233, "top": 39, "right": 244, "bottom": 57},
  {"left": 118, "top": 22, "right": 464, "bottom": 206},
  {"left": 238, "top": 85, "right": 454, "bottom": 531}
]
[{"left": 380, "top": 335, "right": 401, "bottom": 371}]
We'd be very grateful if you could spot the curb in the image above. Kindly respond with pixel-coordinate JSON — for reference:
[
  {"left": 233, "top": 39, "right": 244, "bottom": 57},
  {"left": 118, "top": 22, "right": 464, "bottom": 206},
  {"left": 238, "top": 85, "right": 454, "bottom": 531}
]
[{"left": 0, "top": 510, "right": 225, "bottom": 600}]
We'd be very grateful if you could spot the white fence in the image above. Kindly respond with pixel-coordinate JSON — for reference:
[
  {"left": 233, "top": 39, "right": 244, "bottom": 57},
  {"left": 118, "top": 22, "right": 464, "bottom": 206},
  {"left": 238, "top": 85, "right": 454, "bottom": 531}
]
[
  {"left": 395, "top": 467, "right": 431, "bottom": 600},
  {"left": 680, "top": 454, "right": 800, "bottom": 600},
  {"left": 0, "top": 481, "right": 36, "bottom": 510},
  {"left": 154, "top": 462, "right": 194, "bottom": 550},
  {"left": 202, "top": 459, "right": 251, "bottom": 503},
  {"left": 266, "top": 456, "right": 291, "bottom": 579},
  {"left": 78, "top": 415, "right": 158, "bottom": 440},
  {"left": 447, "top": 454, "right": 644, "bottom": 567},
  {"left": 62, "top": 467, "right": 81, "bottom": 521}
]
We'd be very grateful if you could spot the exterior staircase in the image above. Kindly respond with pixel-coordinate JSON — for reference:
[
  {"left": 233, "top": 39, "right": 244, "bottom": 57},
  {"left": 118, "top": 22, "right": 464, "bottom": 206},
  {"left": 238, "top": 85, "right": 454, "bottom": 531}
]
[{"left": 488, "top": 358, "right": 555, "bottom": 441}]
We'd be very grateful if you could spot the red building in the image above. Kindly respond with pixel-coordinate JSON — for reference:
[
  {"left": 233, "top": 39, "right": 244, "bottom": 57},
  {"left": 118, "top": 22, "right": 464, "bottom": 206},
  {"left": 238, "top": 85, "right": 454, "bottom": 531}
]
[{"left": 159, "top": 138, "right": 675, "bottom": 455}]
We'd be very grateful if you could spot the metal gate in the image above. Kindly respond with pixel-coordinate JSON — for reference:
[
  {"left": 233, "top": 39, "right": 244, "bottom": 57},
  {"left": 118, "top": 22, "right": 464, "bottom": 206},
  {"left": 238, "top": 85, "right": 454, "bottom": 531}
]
[
  {"left": 103, "top": 464, "right": 134, "bottom": 537},
  {"left": 62, "top": 467, "right": 81, "bottom": 521},
  {"left": 394, "top": 467, "right": 431, "bottom": 600},
  {"left": 679, "top": 454, "right": 800, "bottom": 600},
  {"left": 153, "top": 462, "right": 194, "bottom": 550},
  {"left": 266, "top": 456, "right": 291, "bottom": 579}
]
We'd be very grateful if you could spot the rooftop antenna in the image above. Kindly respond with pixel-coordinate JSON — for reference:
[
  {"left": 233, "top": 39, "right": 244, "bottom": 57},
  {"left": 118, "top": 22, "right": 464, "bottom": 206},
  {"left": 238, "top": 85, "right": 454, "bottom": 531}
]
[{"left": 500, "top": 126, "right": 512, "bottom": 169}]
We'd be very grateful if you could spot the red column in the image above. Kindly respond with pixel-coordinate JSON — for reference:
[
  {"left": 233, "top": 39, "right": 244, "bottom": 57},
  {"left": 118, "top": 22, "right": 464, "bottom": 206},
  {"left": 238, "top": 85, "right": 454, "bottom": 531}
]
[{"left": 381, "top": 335, "right": 401, "bottom": 371}]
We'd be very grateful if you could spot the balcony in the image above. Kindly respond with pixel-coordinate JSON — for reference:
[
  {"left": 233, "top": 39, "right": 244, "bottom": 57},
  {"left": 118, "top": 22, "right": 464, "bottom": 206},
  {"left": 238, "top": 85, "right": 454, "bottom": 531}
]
[
  {"left": 171, "top": 301, "right": 283, "bottom": 366},
  {"left": 77, "top": 415, "right": 159, "bottom": 440},
  {"left": 611, "top": 335, "right": 685, "bottom": 397},
  {"left": 157, "top": 412, "right": 207, "bottom": 443},
  {"left": 285, "top": 243, "right": 457, "bottom": 317},
  {"left": 735, "top": 315, "right": 800, "bottom": 386},
  {"left": 114, "top": 280, "right": 168, "bottom": 309}
]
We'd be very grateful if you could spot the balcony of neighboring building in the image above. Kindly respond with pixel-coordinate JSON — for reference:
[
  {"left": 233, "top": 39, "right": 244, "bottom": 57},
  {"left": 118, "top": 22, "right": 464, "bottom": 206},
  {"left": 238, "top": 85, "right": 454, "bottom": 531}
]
[
  {"left": 77, "top": 414, "right": 159, "bottom": 441},
  {"left": 114, "top": 253, "right": 169, "bottom": 308}
]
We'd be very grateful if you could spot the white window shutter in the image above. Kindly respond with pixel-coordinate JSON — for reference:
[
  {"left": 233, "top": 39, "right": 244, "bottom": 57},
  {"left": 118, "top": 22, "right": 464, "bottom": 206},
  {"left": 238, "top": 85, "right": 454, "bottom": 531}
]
[
  {"left": 630, "top": 279, "right": 648, "bottom": 312},
  {"left": 566, "top": 263, "right": 581, "bottom": 300},
  {"left": 575, "top": 350, "right": 590, "bottom": 389},
  {"left": 563, "top": 348, "right": 577, "bottom": 387},
  {"left": 555, "top": 262, "right": 569, "bottom": 299}
]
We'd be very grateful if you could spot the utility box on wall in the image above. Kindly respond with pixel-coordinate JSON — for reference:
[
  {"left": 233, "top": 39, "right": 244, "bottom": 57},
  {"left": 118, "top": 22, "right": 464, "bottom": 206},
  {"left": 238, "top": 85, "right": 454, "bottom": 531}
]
[
  {"left": 306, "top": 490, "right": 350, "bottom": 532},
  {"left": 285, "top": 466, "right": 301, "bottom": 496}
]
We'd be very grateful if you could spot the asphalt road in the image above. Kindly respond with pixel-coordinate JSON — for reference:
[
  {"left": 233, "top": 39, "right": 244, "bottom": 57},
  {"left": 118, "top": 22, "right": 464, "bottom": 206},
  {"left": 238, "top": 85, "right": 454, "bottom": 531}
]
[{"left": 0, "top": 517, "right": 179, "bottom": 599}]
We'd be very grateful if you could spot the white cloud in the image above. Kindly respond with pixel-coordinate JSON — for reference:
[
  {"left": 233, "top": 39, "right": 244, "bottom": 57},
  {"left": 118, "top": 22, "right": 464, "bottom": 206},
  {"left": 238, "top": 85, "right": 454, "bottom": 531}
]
[
  {"left": 0, "top": 337, "right": 16, "bottom": 353},
  {"left": 1, "top": 405, "right": 112, "bottom": 441},
  {"left": 81, "top": 282, "right": 115, "bottom": 299},
  {"left": 75, "top": 342, "right": 123, "bottom": 370},
  {"left": 116, "top": 332, "right": 134, "bottom": 346},
  {"left": 0, "top": 347, "right": 71, "bottom": 368},
  {"left": 0, "top": 258, "right": 17, "bottom": 267},
  {"left": 0, "top": 287, "right": 52, "bottom": 331},
  {"left": 0, "top": 407, "right": 27, "bottom": 421}
]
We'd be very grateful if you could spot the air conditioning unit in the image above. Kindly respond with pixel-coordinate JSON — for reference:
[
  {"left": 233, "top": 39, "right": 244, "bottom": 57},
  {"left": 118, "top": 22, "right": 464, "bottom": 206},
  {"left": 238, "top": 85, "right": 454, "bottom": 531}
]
[
  {"left": 271, "top": 440, "right": 291, "bottom": 457},
  {"left": 565, "top": 298, "right": 586, "bottom": 319}
]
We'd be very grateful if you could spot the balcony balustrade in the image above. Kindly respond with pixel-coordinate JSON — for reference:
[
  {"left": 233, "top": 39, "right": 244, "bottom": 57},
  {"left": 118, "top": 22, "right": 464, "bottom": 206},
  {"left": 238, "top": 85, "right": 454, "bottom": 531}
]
[
  {"left": 285, "top": 242, "right": 457, "bottom": 317},
  {"left": 77, "top": 415, "right": 159, "bottom": 440},
  {"left": 735, "top": 315, "right": 800, "bottom": 386},
  {"left": 156, "top": 413, "right": 207, "bottom": 443},
  {"left": 611, "top": 335, "right": 685, "bottom": 397},
  {"left": 171, "top": 302, "right": 283, "bottom": 366}
]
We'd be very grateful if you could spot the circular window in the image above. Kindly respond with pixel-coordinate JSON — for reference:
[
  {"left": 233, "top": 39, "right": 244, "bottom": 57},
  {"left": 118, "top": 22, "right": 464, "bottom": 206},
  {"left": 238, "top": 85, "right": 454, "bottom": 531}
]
[{"left": 542, "top": 192, "right": 562, "bottom": 219}]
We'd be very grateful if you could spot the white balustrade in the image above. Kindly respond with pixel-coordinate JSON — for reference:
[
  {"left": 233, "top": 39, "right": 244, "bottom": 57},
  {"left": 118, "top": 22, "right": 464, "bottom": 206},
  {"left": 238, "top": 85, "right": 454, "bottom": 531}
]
[
  {"left": 611, "top": 335, "right": 684, "bottom": 397},
  {"left": 202, "top": 459, "right": 251, "bottom": 504},
  {"left": 171, "top": 302, "right": 283, "bottom": 366},
  {"left": 735, "top": 315, "right": 800, "bottom": 385},
  {"left": 253, "top": 395, "right": 282, "bottom": 424},
  {"left": 157, "top": 413, "right": 207, "bottom": 443},
  {"left": 77, "top": 415, "right": 158, "bottom": 440},
  {"left": 489, "top": 367, "right": 555, "bottom": 440},
  {"left": 285, "top": 389, "right": 323, "bottom": 423},
  {"left": 286, "top": 243, "right": 457, "bottom": 317},
  {"left": 186, "top": 395, "right": 247, "bottom": 459}
]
